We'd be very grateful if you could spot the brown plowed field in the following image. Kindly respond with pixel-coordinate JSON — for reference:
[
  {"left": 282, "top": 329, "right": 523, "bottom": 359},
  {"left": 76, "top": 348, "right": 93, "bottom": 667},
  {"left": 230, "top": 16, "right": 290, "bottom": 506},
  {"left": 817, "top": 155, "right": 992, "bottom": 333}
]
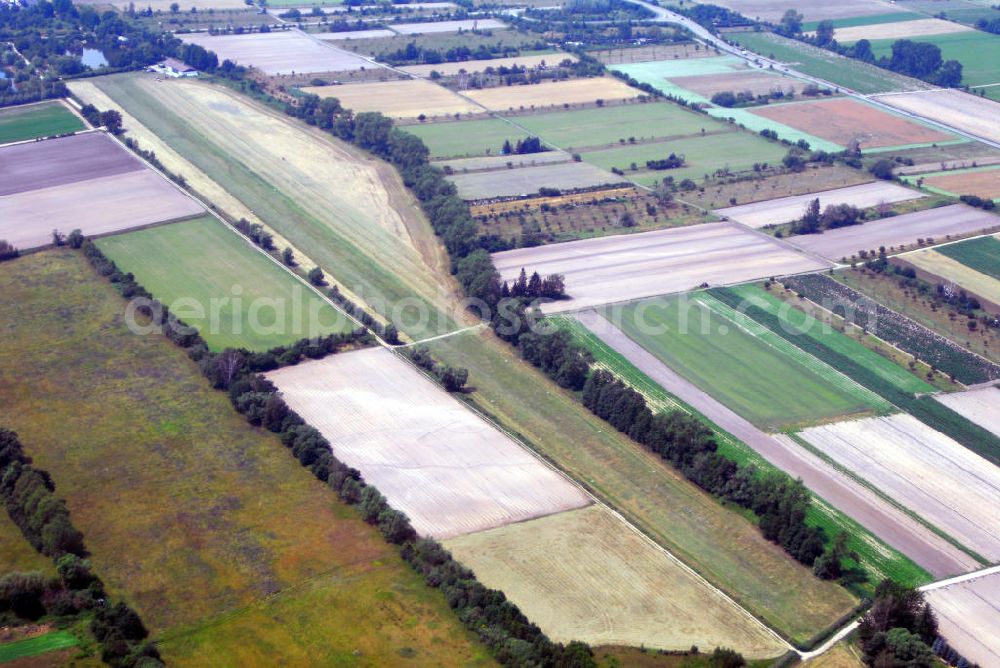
[
  {"left": 0, "top": 132, "right": 141, "bottom": 196},
  {"left": 752, "top": 98, "right": 953, "bottom": 149},
  {"left": 923, "top": 168, "right": 1000, "bottom": 200},
  {"left": 670, "top": 71, "right": 798, "bottom": 98}
]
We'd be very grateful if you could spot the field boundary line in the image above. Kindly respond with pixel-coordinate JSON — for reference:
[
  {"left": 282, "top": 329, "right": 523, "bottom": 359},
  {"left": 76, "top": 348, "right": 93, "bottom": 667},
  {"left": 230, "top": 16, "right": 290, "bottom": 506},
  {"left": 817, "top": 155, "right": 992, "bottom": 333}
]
[
  {"left": 396, "top": 323, "right": 486, "bottom": 346},
  {"left": 919, "top": 563, "right": 1000, "bottom": 592}
]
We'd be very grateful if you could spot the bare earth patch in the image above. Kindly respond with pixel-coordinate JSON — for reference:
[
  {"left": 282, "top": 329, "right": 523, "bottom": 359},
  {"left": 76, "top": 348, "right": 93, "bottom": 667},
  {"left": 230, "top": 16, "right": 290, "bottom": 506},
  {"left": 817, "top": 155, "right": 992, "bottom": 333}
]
[
  {"left": 492, "top": 222, "right": 831, "bottom": 313},
  {"left": 715, "top": 182, "right": 924, "bottom": 229},
  {"left": 786, "top": 204, "right": 1000, "bottom": 261},
  {"left": 266, "top": 347, "right": 591, "bottom": 539},
  {"left": 872, "top": 90, "right": 1000, "bottom": 144},
  {"left": 925, "top": 572, "right": 1000, "bottom": 667},
  {"left": 464, "top": 76, "right": 640, "bottom": 111},
  {"left": 180, "top": 30, "right": 375, "bottom": 75},
  {"left": 669, "top": 71, "right": 799, "bottom": 98},
  {"left": 301, "top": 79, "right": 484, "bottom": 119},
  {"left": 922, "top": 168, "right": 1000, "bottom": 200},
  {"left": 0, "top": 132, "right": 141, "bottom": 195},
  {"left": 935, "top": 386, "right": 1000, "bottom": 439},
  {"left": 445, "top": 504, "right": 788, "bottom": 657},
  {"left": 752, "top": 98, "right": 953, "bottom": 150}
]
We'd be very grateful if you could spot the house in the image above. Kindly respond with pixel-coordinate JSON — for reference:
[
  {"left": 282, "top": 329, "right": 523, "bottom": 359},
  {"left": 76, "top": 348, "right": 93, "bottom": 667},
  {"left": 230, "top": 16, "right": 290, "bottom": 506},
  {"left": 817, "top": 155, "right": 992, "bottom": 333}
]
[{"left": 149, "top": 58, "right": 198, "bottom": 78}]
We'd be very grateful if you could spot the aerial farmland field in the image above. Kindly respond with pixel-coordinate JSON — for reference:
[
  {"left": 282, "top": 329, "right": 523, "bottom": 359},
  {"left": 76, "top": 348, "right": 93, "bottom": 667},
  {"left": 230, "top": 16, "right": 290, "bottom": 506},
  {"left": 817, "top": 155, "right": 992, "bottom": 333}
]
[
  {"left": 918, "top": 166, "right": 1000, "bottom": 200},
  {"left": 0, "top": 249, "right": 488, "bottom": 665},
  {"left": 439, "top": 150, "right": 571, "bottom": 172},
  {"left": 448, "top": 161, "right": 622, "bottom": 199},
  {"left": 406, "top": 117, "right": 529, "bottom": 157},
  {"left": 180, "top": 30, "right": 374, "bottom": 75},
  {"left": 390, "top": 19, "right": 508, "bottom": 34},
  {"left": 400, "top": 52, "right": 574, "bottom": 76},
  {"left": 300, "top": 79, "right": 484, "bottom": 120},
  {"left": 444, "top": 505, "right": 787, "bottom": 656},
  {"left": 797, "top": 414, "right": 1000, "bottom": 561},
  {"left": 925, "top": 573, "right": 1000, "bottom": 668},
  {"left": 821, "top": 18, "right": 973, "bottom": 42},
  {"left": 708, "top": 0, "right": 906, "bottom": 22},
  {"left": 936, "top": 234, "right": 1000, "bottom": 279},
  {"left": 715, "top": 182, "right": 925, "bottom": 229},
  {"left": 669, "top": 70, "right": 800, "bottom": 101},
  {"left": 786, "top": 204, "right": 999, "bottom": 261},
  {"left": 935, "top": 387, "right": 1000, "bottom": 438},
  {"left": 902, "top": 247, "right": 1000, "bottom": 309},
  {"left": 872, "top": 89, "right": 1000, "bottom": 144},
  {"left": 0, "top": 132, "right": 203, "bottom": 250},
  {"left": 464, "top": 76, "right": 639, "bottom": 111},
  {"left": 867, "top": 31, "right": 1000, "bottom": 88},
  {"left": 0, "top": 100, "right": 83, "bottom": 144},
  {"left": 266, "top": 347, "right": 591, "bottom": 539},
  {"left": 95, "top": 216, "right": 353, "bottom": 351},
  {"left": 491, "top": 222, "right": 830, "bottom": 312}
]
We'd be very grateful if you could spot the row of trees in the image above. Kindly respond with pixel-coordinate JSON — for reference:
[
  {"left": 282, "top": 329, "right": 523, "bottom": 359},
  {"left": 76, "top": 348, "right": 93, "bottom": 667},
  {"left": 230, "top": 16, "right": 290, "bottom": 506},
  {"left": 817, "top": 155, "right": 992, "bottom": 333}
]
[
  {"left": 406, "top": 346, "right": 470, "bottom": 392},
  {"left": 501, "top": 136, "right": 545, "bottom": 155},
  {"left": 790, "top": 198, "right": 864, "bottom": 235},
  {"left": 0, "top": 428, "right": 162, "bottom": 667},
  {"left": 502, "top": 268, "right": 566, "bottom": 300}
]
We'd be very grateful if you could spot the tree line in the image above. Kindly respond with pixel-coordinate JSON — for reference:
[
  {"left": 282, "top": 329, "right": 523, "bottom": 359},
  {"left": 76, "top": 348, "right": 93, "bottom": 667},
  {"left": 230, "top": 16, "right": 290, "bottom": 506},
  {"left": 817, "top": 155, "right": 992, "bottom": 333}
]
[{"left": 1, "top": 428, "right": 162, "bottom": 667}]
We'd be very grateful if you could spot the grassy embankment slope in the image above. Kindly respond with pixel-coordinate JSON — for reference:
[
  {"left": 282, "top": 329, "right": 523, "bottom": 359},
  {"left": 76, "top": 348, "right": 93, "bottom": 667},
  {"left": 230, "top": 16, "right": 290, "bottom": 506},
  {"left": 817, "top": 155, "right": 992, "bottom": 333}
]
[{"left": 0, "top": 249, "right": 492, "bottom": 666}]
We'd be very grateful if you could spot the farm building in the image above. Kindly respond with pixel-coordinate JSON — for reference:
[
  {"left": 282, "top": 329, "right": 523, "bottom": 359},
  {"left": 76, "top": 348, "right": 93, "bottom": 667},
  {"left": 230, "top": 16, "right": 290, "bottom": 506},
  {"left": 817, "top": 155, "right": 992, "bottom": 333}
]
[{"left": 149, "top": 58, "right": 198, "bottom": 78}]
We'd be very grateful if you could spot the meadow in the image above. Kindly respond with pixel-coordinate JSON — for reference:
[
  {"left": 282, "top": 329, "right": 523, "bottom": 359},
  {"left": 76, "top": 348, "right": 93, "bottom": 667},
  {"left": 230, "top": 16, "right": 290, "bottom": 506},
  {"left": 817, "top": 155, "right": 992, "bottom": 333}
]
[
  {"left": 0, "top": 101, "right": 83, "bottom": 144},
  {"left": 426, "top": 328, "right": 860, "bottom": 644},
  {"left": 407, "top": 117, "right": 528, "bottom": 158},
  {"left": 615, "top": 295, "right": 882, "bottom": 431},
  {"left": 0, "top": 249, "right": 489, "bottom": 666},
  {"left": 868, "top": 31, "right": 1000, "bottom": 87},
  {"left": 95, "top": 216, "right": 353, "bottom": 351},
  {"left": 0, "top": 511, "right": 53, "bottom": 575},
  {"left": 937, "top": 234, "right": 1000, "bottom": 280},
  {"left": 0, "top": 631, "right": 79, "bottom": 663}
]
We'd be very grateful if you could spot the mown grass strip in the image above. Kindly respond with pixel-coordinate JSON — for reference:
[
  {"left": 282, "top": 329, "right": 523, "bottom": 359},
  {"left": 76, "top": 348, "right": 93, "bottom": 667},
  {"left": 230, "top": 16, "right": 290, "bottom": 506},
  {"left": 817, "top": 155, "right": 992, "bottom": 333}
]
[
  {"left": 711, "top": 287, "right": 1000, "bottom": 466},
  {"left": 0, "top": 631, "right": 78, "bottom": 664}
]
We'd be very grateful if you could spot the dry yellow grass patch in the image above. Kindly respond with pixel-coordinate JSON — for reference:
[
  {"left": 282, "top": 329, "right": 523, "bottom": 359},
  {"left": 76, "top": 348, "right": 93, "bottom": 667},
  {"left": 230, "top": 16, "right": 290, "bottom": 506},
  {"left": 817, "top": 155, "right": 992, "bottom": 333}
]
[
  {"left": 804, "top": 640, "right": 865, "bottom": 667},
  {"left": 401, "top": 53, "right": 577, "bottom": 77},
  {"left": 301, "top": 78, "right": 485, "bottom": 119},
  {"left": 904, "top": 248, "right": 1000, "bottom": 306},
  {"left": 464, "top": 76, "right": 640, "bottom": 111}
]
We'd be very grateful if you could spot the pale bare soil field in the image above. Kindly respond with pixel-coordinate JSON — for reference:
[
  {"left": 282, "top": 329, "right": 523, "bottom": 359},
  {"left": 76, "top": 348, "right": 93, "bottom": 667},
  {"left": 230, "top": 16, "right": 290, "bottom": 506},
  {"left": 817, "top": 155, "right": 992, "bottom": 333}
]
[
  {"left": 787, "top": 204, "right": 1000, "bottom": 261},
  {"left": 180, "top": 30, "right": 374, "bottom": 75},
  {"left": 715, "top": 182, "right": 925, "bottom": 229},
  {"left": 670, "top": 71, "right": 798, "bottom": 98},
  {"left": 444, "top": 505, "right": 787, "bottom": 657},
  {"left": 708, "top": 0, "right": 906, "bottom": 22},
  {"left": 873, "top": 90, "right": 1000, "bottom": 144},
  {"left": 798, "top": 414, "right": 1000, "bottom": 561},
  {"left": 902, "top": 248, "right": 1000, "bottom": 307},
  {"left": 267, "top": 348, "right": 591, "bottom": 539},
  {"left": 810, "top": 18, "right": 973, "bottom": 43},
  {"left": 391, "top": 19, "right": 508, "bottom": 34},
  {"left": 923, "top": 168, "right": 1000, "bottom": 200},
  {"left": 752, "top": 98, "right": 954, "bottom": 150},
  {"left": 0, "top": 132, "right": 141, "bottom": 195},
  {"left": 316, "top": 28, "right": 397, "bottom": 40},
  {"left": 935, "top": 386, "right": 1000, "bottom": 438},
  {"left": 449, "top": 161, "right": 622, "bottom": 199},
  {"left": 437, "top": 150, "right": 571, "bottom": 172},
  {"left": 301, "top": 79, "right": 484, "bottom": 119},
  {"left": 493, "top": 223, "right": 831, "bottom": 313},
  {"left": 0, "top": 171, "right": 203, "bottom": 250},
  {"left": 401, "top": 52, "right": 576, "bottom": 77},
  {"left": 464, "top": 76, "right": 640, "bottom": 111},
  {"left": 925, "top": 572, "right": 1000, "bottom": 668},
  {"left": 575, "top": 309, "right": 977, "bottom": 577},
  {"left": 592, "top": 43, "right": 718, "bottom": 64}
]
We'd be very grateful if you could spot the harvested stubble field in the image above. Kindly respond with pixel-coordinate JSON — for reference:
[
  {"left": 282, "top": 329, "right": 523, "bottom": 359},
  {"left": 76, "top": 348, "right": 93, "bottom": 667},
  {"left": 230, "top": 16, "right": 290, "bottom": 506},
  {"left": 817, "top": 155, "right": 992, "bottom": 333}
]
[
  {"left": 425, "top": 327, "right": 859, "bottom": 644},
  {"left": 751, "top": 98, "right": 954, "bottom": 150},
  {"left": 902, "top": 248, "right": 1000, "bottom": 310},
  {"left": 591, "top": 43, "right": 718, "bottom": 64},
  {"left": 820, "top": 18, "right": 973, "bottom": 42},
  {"left": 0, "top": 250, "right": 489, "bottom": 666},
  {"left": 786, "top": 204, "right": 1000, "bottom": 262},
  {"left": 95, "top": 216, "right": 353, "bottom": 351},
  {"left": 444, "top": 505, "right": 787, "bottom": 657},
  {"left": 506, "top": 102, "right": 721, "bottom": 151},
  {"left": 669, "top": 70, "right": 799, "bottom": 100},
  {"left": 391, "top": 19, "right": 508, "bottom": 34},
  {"left": 463, "top": 76, "right": 639, "bottom": 111},
  {"left": 575, "top": 309, "right": 971, "bottom": 578},
  {"left": 925, "top": 572, "right": 1000, "bottom": 668},
  {"left": 448, "top": 161, "right": 623, "bottom": 199},
  {"left": 87, "top": 74, "right": 461, "bottom": 338},
  {"left": 267, "top": 347, "right": 590, "bottom": 539},
  {"left": 709, "top": 0, "right": 905, "bottom": 22},
  {"left": 300, "top": 78, "right": 484, "bottom": 119},
  {"left": 400, "top": 52, "right": 575, "bottom": 77},
  {"left": 920, "top": 166, "right": 1000, "bottom": 200},
  {"left": 180, "top": 30, "right": 374, "bottom": 75},
  {"left": 686, "top": 165, "right": 873, "bottom": 210},
  {"left": 491, "top": 222, "right": 830, "bottom": 313},
  {"left": 798, "top": 414, "right": 1000, "bottom": 561},
  {"left": 872, "top": 90, "right": 1000, "bottom": 144},
  {"left": 0, "top": 133, "right": 203, "bottom": 250},
  {"left": 405, "top": 117, "right": 529, "bottom": 157},
  {"left": 612, "top": 294, "right": 883, "bottom": 431},
  {"left": 935, "top": 386, "right": 1000, "bottom": 438},
  {"left": 0, "top": 101, "right": 83, "bottom": 145},
  {"left": 715, "top": 182, "right": 924, "bottom": 229}
]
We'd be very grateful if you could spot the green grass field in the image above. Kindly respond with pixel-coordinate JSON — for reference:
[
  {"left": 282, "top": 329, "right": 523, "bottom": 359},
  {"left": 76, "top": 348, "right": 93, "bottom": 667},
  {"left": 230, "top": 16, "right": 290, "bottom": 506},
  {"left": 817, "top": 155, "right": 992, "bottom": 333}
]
[
  {"left": 937, "top": 234, "right": 1000, "bottom": 280},
  {"left": 407, "top": 117, "right": 528, "bottom": 158},
  {"left": 96, "top": 217, "right": 352, "bottom": 351},
  {"left": 0, "top": 631, "right": 79, "bottom": 663},
  {"left": 427, "top": 327, "right": 859, "bottom": 644},
  {"left": 581, "top": 131, "right": 788, "bottom": 186},
  {"left": 729, "top": 32, "right": 917, "bottom": 94},
  {"left": 553, "top": 314, "right": 930, "bottom": 589},
  {"left": 0, "top": 101, "right": 84, "bottom": 144},
  {"left": 801, "top": 12, "right": 924, "bottom": 31},
  {"left": 505, "top": 102, "right": 720, "bottom": 150},
  {"left": 616, "top": 294, "right": 881, "bottom": 431},
  {"left": 0, "top": 512, "right": 54, "bottom": 576},
  {"left": 868, "top": 31, "right": 1000, "bottom": 87},
  {"left": 0, "top": 249, "right": 490, "bottom": 666},
  {"left": 896, "top": 0, "right": 1000, "bottom": 26}
]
